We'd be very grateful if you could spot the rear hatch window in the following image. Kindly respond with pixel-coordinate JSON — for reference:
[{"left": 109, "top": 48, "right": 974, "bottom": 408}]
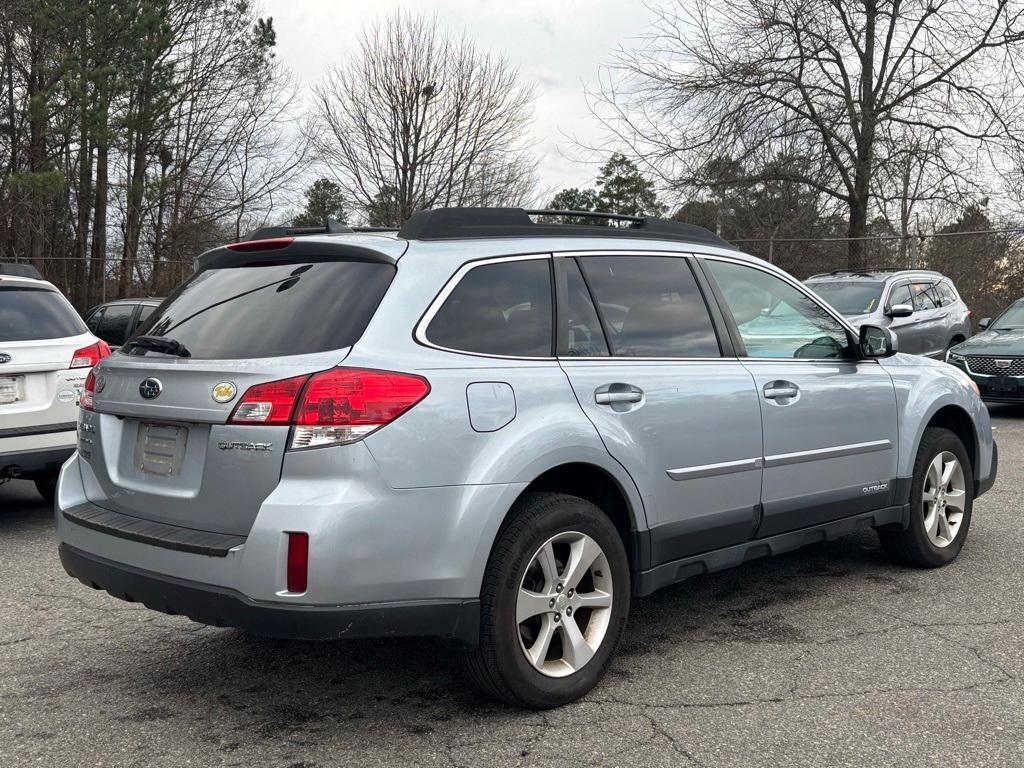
[
  {"left": 128, "top": 260, "right": 395, "bottom": 359},
  {"left": 0, "top": 287, "right": 87, "bottom": 341}
]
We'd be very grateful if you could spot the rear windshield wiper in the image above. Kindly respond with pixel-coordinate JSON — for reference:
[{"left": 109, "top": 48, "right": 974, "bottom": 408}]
[{"left": 122, "top": 335, "right": 191, "bottom": 358}]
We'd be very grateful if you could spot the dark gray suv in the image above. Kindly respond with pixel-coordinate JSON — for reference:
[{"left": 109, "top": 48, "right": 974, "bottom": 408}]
[{"left": 805, "top": 270, "right": 972, "bottom": 359}]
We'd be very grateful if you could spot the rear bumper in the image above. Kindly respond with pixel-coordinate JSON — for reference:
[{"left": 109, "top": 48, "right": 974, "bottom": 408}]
[
  {"left": 59, "top": 543, "right": 481, "bottom": 645},
  {"left": 0, "top": 444, "right": 74, "bottom": 479}
]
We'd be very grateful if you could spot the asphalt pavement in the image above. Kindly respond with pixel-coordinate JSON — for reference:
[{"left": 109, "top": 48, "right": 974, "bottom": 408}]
[{"left": 2, "top": 405, "right": 1024, "bottom": 767}]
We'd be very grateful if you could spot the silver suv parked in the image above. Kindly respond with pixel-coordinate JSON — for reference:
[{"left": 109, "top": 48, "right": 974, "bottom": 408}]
[
  {"left": 804, "top": 269, "right": 972, "bottom": 358},
  {"left": 56, "top": 209, "right": 997, "bottom": 708}
]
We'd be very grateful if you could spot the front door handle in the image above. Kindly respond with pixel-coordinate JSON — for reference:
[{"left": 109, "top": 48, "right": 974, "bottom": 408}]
[
  {"left": 763, "top": 381, "right": 799, "bottom": 400},
  {"left": 595, "top": 383, "right": 644, "bottom": 406}
]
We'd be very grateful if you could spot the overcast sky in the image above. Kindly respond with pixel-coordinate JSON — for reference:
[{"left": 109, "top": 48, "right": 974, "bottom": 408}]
[{"left": 262, "top": 0, "right": 657, "bottom": 198}]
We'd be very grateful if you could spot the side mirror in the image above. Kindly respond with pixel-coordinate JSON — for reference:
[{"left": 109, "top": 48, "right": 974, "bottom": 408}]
[
  {"left": 978, "top": 317, "right": 992, "bottom": 330},
  {"left": 860, "top": 325, "right": 898, "bottom": 358},
  {"left": 886, "top": 303, "right": 914, "bottom": 318}
]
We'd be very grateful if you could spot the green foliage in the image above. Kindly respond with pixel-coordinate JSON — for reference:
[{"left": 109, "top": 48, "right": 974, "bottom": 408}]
[
  {"left": 367, "top": 186, "right": 400, "bottom": 227},
  {"left": 293, "top": 178, "right": 346, "bottom": 226},
  {"left": 546, "top": 154, "right": 664, "bottom": 225},
  {"left": 594, "top": 153, "right": 665, "bottom": 217}
]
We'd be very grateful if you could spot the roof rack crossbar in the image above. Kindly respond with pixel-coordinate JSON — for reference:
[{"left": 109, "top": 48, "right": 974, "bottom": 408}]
[
  {"left": 525, "top": 209, "right": 644, "bottom": 224},
  {"left": 396, "top": 207, "right": 730, "bottom": 247},
  {"left": 241, "top": 218, "right": 352, "bottom": 242}
]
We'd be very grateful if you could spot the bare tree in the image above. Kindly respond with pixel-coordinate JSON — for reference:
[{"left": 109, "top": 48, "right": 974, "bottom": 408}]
[
  {"left": 593, "top": 0, "right": 1024, "bottom": 266},
  {"left": 310, "top": 11, "right": 537, "bottom": 225}
]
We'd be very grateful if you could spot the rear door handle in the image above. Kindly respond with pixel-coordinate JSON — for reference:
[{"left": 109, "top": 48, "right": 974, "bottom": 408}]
[
  {"left": 763, "top": 382, "right": 799, "bottom": 400},
  {"left": 595, "top": 384, "right": 644, "bottom": 405}
]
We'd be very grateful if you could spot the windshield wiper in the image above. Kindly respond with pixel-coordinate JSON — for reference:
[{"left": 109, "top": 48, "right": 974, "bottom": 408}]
[{"left": 122, "top": 334, "right": 191, "bottom": 358}]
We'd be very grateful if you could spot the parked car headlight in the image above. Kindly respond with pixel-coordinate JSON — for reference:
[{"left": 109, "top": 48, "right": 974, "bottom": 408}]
[{"left": 946, "top": 350, "right": 965, "bottom": 363}]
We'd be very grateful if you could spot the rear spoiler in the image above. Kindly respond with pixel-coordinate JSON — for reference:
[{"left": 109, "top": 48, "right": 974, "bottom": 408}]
[
  {"left": 0, "top": 263, "right": 43, "bottom": 280},
  {"left": 194, "top": 239, "right": 399, "bottom": 272}
]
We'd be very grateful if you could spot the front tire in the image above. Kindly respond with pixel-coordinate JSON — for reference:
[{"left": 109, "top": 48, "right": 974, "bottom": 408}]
[
  {"left": 462, "top": 492, "right": 630, "bottom": 708},
  {"left": 878, "top": 427, "right": 973, "bottom": 567}
]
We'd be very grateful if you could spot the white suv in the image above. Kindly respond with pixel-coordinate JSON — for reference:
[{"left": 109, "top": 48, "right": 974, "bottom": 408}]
[{"left": 0, "top": 268, "right": 109, "bottom": 501}]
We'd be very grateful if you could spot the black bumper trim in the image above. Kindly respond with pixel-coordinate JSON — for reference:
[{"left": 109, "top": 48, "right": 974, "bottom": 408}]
[
  {"left": 59, "top": 544, "right": 481, "bottom": 646},
  {"left": 0, "top": 421, "right": 77, "bottom": 439},
  {"left": 63, "top": 502, "right": 246, "bottom": 557},
  {"left": 978, "top": 440, "right": 998, "bottom": 497},
  {"left": 0, "top": 445, "right": 75, "bottom": 479}
]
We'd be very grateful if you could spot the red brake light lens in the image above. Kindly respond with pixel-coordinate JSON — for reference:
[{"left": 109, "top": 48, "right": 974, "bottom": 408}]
[
  {"left": 81, "top": 369, "right": 97, "bottom": 411},
  {"left": 226, "top": 368, "right": 430, "bottom": 449},
  {"left": 70, "top": 340, "right": 110, "bottom": 369},
  {"left": 286, "top": 532, "right": 309, "bottom": 593},
  {"left": 228, "top": 374, "right": 309, "bottom": 424},
  {"left": 226, "top": 237, "right": 294, "bottom": 252},
  {"left": 295, "top": 368, "right": 430, "bottom": 426}
]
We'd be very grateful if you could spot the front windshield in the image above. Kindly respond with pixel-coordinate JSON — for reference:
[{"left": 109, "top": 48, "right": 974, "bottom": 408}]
[
  {"left": 993, "top": 304, "right": 1024, "bottom": 330},
  {"left": 805, "top": 281, "right": 884, "bottom": 315}
]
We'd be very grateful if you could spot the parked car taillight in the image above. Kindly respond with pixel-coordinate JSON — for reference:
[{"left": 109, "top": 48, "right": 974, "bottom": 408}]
[
  {"left": 81, "top": 369, "right": 97, "bottom": 411},
  {"left": 70, "top": 340, "right": 110, "bottom": 369},
  {"left": 228, "top": 367, "right": 430, "bottom": 449}
]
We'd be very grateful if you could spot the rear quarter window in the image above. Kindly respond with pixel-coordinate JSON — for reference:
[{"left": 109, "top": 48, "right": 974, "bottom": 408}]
[
  {"left": 0, "top": 287, "right": 87, "bottom": 341},
  {"left": 424, "top": 258, "right": 554, "bottom": 357},
  {"left": 132, "top": 260, "right": 395, "bottom": 359}
]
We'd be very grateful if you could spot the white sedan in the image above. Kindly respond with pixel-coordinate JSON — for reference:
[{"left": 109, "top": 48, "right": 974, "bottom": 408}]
[{"left": 0, "top": 268, "right": 109, "bottom": 502}]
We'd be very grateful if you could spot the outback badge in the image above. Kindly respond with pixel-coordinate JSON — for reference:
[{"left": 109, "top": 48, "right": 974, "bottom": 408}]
[{"left": 212, "top": 381, "right": 237, "bottom": 403}]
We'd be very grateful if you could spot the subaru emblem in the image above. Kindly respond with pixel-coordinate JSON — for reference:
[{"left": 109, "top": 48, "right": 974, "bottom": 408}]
[
  {"left": 95, "top": 375, "right": 106, "bottom": 393},
  {"left": 139, "top": 378, "right": 162, "bottom": 400},
  {"left": 0, "top": 352, "right": 10, "bottom": 364}
]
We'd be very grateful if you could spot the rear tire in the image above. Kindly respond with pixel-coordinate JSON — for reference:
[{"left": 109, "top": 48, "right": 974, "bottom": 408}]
[
  {"left": 878, "top": 427, "right": 973, "bottom": 567},
  {"left": 461, "top": 492, "right": 630, "bottom": 708},
  {"left": 34, "top": 475, "right": 57, "bottom": 506}
]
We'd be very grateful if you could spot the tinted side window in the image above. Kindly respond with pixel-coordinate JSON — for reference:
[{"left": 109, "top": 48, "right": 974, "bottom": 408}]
[
  {"left": 888, "top": 283, "right": 913, "bottom": 309},
  {"left": 910, "top": 282, "right": 937, "bottom": 310},
  {"left": 707, "top": 260, "right": 849, "bottom": 359},
  {"left": 936, "top": 282, "right": 958, "bottom": 306},
  {"left": 426, "top": 259, "right": 553, "bottom": 357},
  {"left": 95, "top": 304, "right": 134, "bottom": 346},
  {"left": 578, "top": 256, "right": 720, "bottom": 357},
  {"left": 85, "top": 307, "right": 104, "bottom": 333},
  {"left": 563, "top": 258, "right": 609, "bottom": 357},
  {"left": 0, "top": 288, "right": 88, "bottom": 342}
]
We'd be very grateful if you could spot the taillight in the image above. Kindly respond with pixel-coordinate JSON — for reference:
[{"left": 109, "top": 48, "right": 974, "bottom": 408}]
[
  {"left": 291, "top": 368, "right": 430, "bottom": 449},
  {"left": 227, "top": 367, "right": 430, "bottom": 449},
  {"left": 70, "top": 340, "right": 110, "bottom": 369},
  {"left": 286, "top": 532, "right": 309, "bottom": 593},
  {"left": 81, "top": 369, "right": 97, "bottom": 411},
  {"left": 227, "top": 375, "right": 309, "bottom": 424}
]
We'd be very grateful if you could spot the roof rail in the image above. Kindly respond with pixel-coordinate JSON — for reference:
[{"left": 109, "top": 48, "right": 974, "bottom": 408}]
[
  {"left": 0, "top": 263, "right": 43, "bottom": 280},
  {"left": 808, "top": 267, "right": 943, "bottom": 279},
  {"left": 241, "top": 218, "right": 352, "bottom": 241},
  {"left": 396, "top": 207, "right": 730, "bottom": 247}
]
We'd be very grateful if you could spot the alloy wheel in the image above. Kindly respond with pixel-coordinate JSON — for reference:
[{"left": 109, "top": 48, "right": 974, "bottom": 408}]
[
  {"left": 516, "top": 531, "right": 613, "bottom": 678},
  {"left": 922, "top": 450, "right": 966, "bottom": 548}
]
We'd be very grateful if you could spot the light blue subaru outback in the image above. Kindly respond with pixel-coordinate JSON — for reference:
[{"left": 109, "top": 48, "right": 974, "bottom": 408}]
[{"left": 56, "top": 208, "right": 997, "bottom": 708}]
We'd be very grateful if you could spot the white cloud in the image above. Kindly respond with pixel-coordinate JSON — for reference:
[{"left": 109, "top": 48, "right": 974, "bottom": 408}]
[{"left": 262, "top": 0, "right": 655, "bottom": 197}]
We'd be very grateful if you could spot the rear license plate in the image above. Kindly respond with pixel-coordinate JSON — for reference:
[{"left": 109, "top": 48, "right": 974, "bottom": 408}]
[
  {"left": 0, "top": 376, "right": 22, "bottom": 405},
  {"left": 133, "top": 422, "right": 188, "bottom": 476},
  {"left": 991, "top": 376, "right": 1019, "bottom": 394}
]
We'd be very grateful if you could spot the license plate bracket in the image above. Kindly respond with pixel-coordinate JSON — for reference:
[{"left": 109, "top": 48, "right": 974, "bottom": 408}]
[
  {"left": 991, "top": 376, "right": 1019, "bottom": 394},
  {"left": 133, "top": 422, "right": 188, "bottom": 476},
  {"left": 0, "top": 375, "right": 22, "bottom": 405}
]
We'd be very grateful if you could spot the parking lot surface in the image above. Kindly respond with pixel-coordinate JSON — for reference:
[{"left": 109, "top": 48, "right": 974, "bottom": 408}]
[{"left": 2, "top": 405, "right": 1023, "bottom": 768}]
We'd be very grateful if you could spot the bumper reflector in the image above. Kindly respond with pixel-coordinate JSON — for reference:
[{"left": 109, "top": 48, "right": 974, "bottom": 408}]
[{"left": 287, "top": 532, "right": 309, "bottom": 594}]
